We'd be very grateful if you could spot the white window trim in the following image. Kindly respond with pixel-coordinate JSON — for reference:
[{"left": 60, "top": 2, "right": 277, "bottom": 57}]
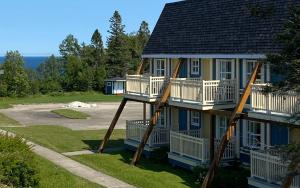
[
  {"left": 242, "top": 120, "right": 265, "bottom": 150},
  {"left": 216, "top": 116, "right": 229, "bottom": 139},
  {"left": 191, "top": 58, "right": 200, "bottom": 75},
  {"left": 154, "top": 59, "right": 166, "bottom": 77},
  {"left": 216, "top": 59, "right": 235, "bottom": 80},
  {"left": 242, "top": 59, "right": 265, "bottom": 87},
  {"left": 191, "top": 111, "right": 200, "bottom": 127}
]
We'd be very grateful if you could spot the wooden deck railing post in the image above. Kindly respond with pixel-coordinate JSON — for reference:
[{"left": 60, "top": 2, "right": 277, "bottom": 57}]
[
  {"left": 99, "top": 58, "right": 148, "bottom": 153},
  {"left": 201, "top": 62, "right": 262, "bottom": 188},
  {"left": 131, "top": 59, "right": 184, "bottom": 165}
]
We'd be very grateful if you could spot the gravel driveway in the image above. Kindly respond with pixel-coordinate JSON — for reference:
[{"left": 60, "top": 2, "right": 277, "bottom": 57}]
[{"left": 0, "top": 102, "right": 149, "bottom": 130}]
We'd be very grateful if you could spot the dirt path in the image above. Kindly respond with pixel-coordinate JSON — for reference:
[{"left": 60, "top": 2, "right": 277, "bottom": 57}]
[{"left": 0, "top": 102, "right": 149, "bottom": 130}]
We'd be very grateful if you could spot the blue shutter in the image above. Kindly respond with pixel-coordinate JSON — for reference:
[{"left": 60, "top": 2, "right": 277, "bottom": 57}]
[
  {"left": 213, "top": 59, "right": 217, "bottom": 80},
  {"left": 179, "top": 109, "right": 188, "bottom": 131},
  {"left": 271, "top": 124, "right": 289, "bottom": 146},
  {"left": 179, "top": 59, "right": 188, "bottom": 78},
  {"left": 239, "top": 59, "right": 243, "bottom": 89}
]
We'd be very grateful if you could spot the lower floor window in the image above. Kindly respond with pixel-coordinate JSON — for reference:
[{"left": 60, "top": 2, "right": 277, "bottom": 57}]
[
  {"left": 244, "top": 121, "right": 264, "bottom": 149},
  {"left": 191, "top": 111, "right": 200, "bottom": 127},
  {"left": 216, "top": 116, "right": 228, "bottom": 139}
]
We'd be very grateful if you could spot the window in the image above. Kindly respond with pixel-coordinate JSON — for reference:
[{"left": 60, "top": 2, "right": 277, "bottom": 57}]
[
  {"left": 245, "top": 60, "right": 262, "bottom": 83},
  {"left": 219, "top": 59, "right": 234, "bottom": 80},
  {"left": 216, "top": 117, "right": 228, "bottom": 139},
  {"left": 107, "top": 82, "right": 112, "bottom": 87},
  {"left": 244, "top": 121, "right": 263, "bottom": 149},
  {"left": 191, "top": 111, "right": 200, "bottom": 127},
  {"left": 191, "top": 59, "right": 200, "bottom": 75},
  {"left": 155, "top": 59, "right": 165, "bottom": 76},
  {"left": 157, "top": 107, "right": 166, "bottom": 127}
]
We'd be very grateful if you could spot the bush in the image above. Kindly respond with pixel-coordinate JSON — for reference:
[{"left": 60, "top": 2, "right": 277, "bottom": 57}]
[
  {"left": 193, "top": 162, "right": 250, "bottom": 188},
  {"left": 0, "top": 135, "right": 39, "bottom": 187}
]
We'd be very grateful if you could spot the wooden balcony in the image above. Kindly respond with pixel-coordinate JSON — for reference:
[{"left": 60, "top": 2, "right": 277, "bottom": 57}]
[
  {"left": 125, "top": 120, "right": 170, "bottom": 150},
  {"left": 249, "top": 150, "right": 300, "bottom": 188},
  {"left": 125, "top": 75, "right": 167, "bottom": 102},
  {"left": 169, "top": 79, "right": 238, "bottom": 110},
  {"left": 249, "top": 84, "right": 300, "bottom": 125}
]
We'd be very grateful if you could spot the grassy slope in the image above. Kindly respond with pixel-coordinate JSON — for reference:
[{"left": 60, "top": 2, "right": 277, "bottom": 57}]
[
  {"left": 51, "top": 109, "right": 90, "bottom": 119},
  {"left": 0, "top": 92, "right": 122, "bottom": 109},
  {"left": 35, "top": 155, "right": 102, "bottom": 188},
  {"left": 0, "top": 113, "right": 21, "bottom": 127},
  {"left": 3, "top": 125, "right": 125, "bottom": 153},
  {"left": 72, "top": 152, "right": 197, "bottom": 188}
]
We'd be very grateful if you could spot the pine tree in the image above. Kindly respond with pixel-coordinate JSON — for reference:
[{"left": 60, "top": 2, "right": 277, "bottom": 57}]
[
  {"left": 59, "top": 34, "right": 81, "bottom": 58},
  {"left": 137, "top": 21, "right": 151, "bottom": 53},
  {"left": 107, "top": 11, "right": 131, "bottom": 77}
]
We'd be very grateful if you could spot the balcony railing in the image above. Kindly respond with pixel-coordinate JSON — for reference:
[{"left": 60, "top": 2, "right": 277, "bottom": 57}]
[
  {"left": 214, "top": 138, "right": 236, "bottom": 160},
  {"left": 170, "top": 79, "right": 237, "bottom": 106},
  {"left": 126, "top": 120, "right": 169, "bottom": 147},
  {"left": 170, "top": 130, "right": 210, "bottom": 162},
  {"left": 251, "top": 84, "right": 300, "bottom": 116},
  {"left": 125, "top": 75, "right": 167, "bottom": 100},
  {"left": 250, "top": 150, "right": 300, "bottom": 188}
]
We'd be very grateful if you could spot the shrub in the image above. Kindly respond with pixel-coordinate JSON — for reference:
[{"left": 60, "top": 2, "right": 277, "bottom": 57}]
[
  {"left": 0, "top": 134, "right": 39, "bottom": 187},
  {"left": 194, "top": 162, "right": 250, "bottom": 188}
]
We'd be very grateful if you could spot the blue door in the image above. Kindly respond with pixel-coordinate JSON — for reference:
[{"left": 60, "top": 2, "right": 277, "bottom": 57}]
[
  {"left": 271, "top": 124, "right": 289, "bottom": 146},
  {"left": 179, "top": 109, "right": 188, "bottom": 131}
]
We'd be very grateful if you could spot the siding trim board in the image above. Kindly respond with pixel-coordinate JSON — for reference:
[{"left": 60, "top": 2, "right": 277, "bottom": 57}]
[{"left": 142, "top": 54, "right": 266, "bottom": 59}]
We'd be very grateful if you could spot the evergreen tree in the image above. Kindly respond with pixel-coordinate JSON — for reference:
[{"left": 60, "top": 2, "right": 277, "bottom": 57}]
[
  {"left": 268, "top": 7, "right": 300, "bottom": 91},
  {"left": 107, "top": 11, "right": 131, "bottom": 77},
  {"left": 59, "top": 34, "right": 81, "bottom": 58},
  {"left": 137, "top": 21, "right": 150, "bottom": 53},
  {"left": 1, "top": 51, "right": 30, "bottom": 97},
  {"left": 37, "top": 55, "right": 63, "bottom": 93}
]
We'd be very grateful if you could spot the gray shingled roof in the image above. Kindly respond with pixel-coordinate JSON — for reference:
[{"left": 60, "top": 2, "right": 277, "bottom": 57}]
[{"left": 143, "top": 0, "right": 299, "bottom": 55}]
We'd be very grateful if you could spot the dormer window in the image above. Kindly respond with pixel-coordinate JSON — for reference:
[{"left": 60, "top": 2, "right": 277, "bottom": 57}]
[{"left": 191, "top": 59, "right": 200, "bottom": 75}]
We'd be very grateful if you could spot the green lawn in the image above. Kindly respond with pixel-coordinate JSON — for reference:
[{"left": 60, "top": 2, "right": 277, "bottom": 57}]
[
  {"left": 0, "top": 92, "right": 122, "bottom": 109},
  {"left": 52, "top": 109, "right": 90, "bottom": 119},
  {"left": 0, "top": 113, "right": 21, "bottom": 127},
  {"left": 3, "top": 125, "right": 125, "bottom": 153},
  {"left": 35, "top": 154, "right": 102, "bottom": 188},
  {"left": 72, "top": 151, "right": 198, "bottom": 188}
]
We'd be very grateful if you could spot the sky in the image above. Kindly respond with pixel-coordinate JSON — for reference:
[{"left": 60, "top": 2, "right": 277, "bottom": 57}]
[{"left": 0, "top": 0, "right": 180, "bottom": 56}]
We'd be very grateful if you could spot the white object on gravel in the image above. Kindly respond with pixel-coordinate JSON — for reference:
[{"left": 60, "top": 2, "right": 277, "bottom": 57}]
[{"left": 65, "top": 101, "right": 97, "bottom": 109}]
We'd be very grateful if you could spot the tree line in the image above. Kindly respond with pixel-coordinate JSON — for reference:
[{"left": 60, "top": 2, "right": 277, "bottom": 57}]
[{"left": 0, "top": 11, "right": 150, "bottom": 97}]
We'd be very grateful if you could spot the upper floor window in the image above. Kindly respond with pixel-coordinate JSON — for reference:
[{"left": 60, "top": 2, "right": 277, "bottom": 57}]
[
  {"left": 244, "top": 121, "right": 264, "bottom": 149},
  {"left": 154, "top": 59, "right": 166, "bottom": 76},
  {"left": 191, "top": 111, "right": 200, "bottom": 127},
  {"left": 191, "top": 59, "right": 200, "bottom": 75},
  {"left": 246, "top": 60, "right": 262, "bottom": 83},
  {"left": 218, "top": 59, "right": 234, "bottom": 80},
  {"left": 216, "top": 116, "right": 228, "bottom": 139}
]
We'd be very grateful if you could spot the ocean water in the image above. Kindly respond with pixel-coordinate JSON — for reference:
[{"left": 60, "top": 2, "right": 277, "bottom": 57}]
[{"left": 0, "top": 56, "right": 48, "bottom": 69}]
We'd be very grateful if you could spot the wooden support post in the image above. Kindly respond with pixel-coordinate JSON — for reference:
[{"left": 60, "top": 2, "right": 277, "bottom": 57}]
[
  {"left": 136, "top": 58, "right": 148, "bottom": 75},
  {"left": 201, "top": 62, "right": 262, "bottom": 188},
  {"left": 143, "top": 103, "right": 147, "bottom": 125},
  {"left": 131, "top": 59, "right": 184, "bottom": 165},
  {"left": 210, "top": 115, "right": 215, "bottom": 163},
  {"left": 98, "top": 98, "right": 128, "bottom": 153}
]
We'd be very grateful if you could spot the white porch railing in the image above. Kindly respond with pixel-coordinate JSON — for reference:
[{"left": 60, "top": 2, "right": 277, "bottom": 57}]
[
  {"left": 126, "top": 75, "right": 167, "bottom": 98},
  {"left": 251, "top": 84, "right": 300, "bottom": 116},
  {"left": 250, "top": 150, "right": 300, "bottom": 188},
  {"left": 170, "top": 130, "right": 210, "bottom": 162},
  {"left": 170, "top": 79, "right": 237, "bottom": 105},
  {"left": 126, "top": 120, "right": 169, "bottom": 147},
  {"left": 214, "top": 138, "right": 236, "bottom": 160}
]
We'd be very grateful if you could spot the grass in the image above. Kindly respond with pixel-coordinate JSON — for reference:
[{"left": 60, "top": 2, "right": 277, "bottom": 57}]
[
  {"left": 0, "top": 113, "right": 21, "bottom": 127},
  {"left": 0, "top": 92, "right": 122, "bottom": 109},
  {"left": 3, "top": 125, "right": 125, "bottom": 153},
  {"left": 71, "top": 151, "right": 198, "bottom": 188},
  {"left": 35, "top": 154, "right": 102, "bottom": 188},
  {"left": 52, "top": 109, "right": 90, "bottom": 119}
]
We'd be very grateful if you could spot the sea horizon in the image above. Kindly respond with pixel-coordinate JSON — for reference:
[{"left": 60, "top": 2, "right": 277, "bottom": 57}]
[{"left": 0, "top": 56, "right": 49, "bottom": 69}]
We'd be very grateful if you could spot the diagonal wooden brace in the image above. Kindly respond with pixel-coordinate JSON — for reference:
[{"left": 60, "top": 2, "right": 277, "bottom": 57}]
[
  {"left": 131, "top": 59, "right": 184, "bottom": 165},
  {"left": 201, "top": 62, "right": 262, "bottom": 188}
]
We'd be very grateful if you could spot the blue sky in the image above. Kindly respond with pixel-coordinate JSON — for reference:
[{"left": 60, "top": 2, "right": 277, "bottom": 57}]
[{"left": 0, "top": 0, "right": 179, "bottom": 56}]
